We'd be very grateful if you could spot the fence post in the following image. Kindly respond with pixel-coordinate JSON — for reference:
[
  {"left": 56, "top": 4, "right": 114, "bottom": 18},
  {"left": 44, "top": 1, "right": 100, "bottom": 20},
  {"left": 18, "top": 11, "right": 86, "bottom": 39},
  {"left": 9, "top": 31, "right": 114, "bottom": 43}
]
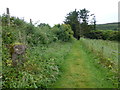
[
  {"left": 30, "top": 19, "right": 32, "bottom": 25},
  {"left": 101, "top": 46, "right": 104, "bottom": 58},
  {"left": 6, "top": 8, "right": 10, "bottom": 26}
]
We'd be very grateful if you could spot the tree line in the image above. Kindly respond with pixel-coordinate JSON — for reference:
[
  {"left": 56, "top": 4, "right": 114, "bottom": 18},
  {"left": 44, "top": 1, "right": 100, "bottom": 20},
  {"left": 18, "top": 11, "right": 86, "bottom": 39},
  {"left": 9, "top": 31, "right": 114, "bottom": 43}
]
[{"left": 64, "top": 8, "right": 96, "bottom": 40}]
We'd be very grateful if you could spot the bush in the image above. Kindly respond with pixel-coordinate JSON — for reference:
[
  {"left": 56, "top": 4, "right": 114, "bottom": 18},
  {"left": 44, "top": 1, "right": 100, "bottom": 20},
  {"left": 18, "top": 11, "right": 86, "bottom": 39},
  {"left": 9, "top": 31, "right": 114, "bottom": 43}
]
[
  {"left": 52, "top": 24, "right": 74, "bottom": 42},
  {"left": 2, "top": 27, "right": 18, "bottom": 44},
  {"left": 2, "top": 16, "right": 28, "bottom": 45},
  {"left": 26, "top": 25, "right": 58, "bottom": 46},
  {"left": 2, "top": 14, "right": 73, "bottom": 88},
  {"left": 84, "top": 30, "right": 120, "bottom": 42}
]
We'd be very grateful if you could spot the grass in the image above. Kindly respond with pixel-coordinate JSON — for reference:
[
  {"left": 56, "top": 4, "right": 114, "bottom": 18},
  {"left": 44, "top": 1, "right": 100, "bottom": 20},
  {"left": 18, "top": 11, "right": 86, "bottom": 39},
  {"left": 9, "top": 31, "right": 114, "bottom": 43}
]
[
  {"left": 2, "top": 39, "right": 119, "bottom": 88},
  {"left": 96, "top": 22, "right": 118, "bottom": 30},
  {"left": 52, "top": 40, "right": 118, "bottom": 88},
  {"left": 80, "top": 38, "right": 119, "bottom": 66}
]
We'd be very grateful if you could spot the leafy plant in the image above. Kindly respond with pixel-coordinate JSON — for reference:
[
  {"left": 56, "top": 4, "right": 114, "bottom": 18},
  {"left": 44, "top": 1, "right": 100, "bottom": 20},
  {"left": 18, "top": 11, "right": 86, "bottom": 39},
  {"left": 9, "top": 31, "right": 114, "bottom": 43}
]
[
  {"left": 2, "top": 14, "right": 73, "bottom": 88},
  {"left": 52, "top": 24, "right": 74, "bottom": 42}
]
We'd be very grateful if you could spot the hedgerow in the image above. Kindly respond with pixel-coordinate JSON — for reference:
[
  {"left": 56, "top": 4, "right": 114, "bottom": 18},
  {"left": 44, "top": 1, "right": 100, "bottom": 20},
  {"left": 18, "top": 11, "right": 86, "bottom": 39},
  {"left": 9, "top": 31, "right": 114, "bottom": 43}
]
[
  {"left": 84, "top": 30, "right": 120, "bottom": 41},
  {"left": 2, "top": 14, "right": 74, "bottom": 88}
]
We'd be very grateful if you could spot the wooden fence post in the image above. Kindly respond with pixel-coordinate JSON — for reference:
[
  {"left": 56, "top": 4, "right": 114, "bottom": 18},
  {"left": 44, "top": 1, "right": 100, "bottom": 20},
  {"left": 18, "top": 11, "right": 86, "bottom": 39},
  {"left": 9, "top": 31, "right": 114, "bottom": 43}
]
[
  {"left": 101, "top": 47, "right": 104, "bottom": 58},
  {"left": 6, "top": 8, "right": 10, "bottom": 26},
  {"left": 30, "top": 19, "right": 32, "bottom": 25}
]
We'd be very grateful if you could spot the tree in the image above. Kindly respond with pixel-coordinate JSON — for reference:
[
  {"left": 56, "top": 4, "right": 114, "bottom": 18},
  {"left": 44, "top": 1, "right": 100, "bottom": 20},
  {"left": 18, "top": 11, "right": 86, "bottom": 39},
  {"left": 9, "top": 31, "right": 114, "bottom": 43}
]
[
  {"left": 64, "top": 8, "right": 96, "bottom": 39},
  {"left": 90, "top": 15, "right": 96, "bottom": 30},
  {"left": 79, "top": 8, "right": 91, "bottom": 36},
  {"left": 38, "top": 23, "right": 51, "bottom": 29},
  {"left": 64, "top": 9, "right": 80, "bottom": 39},
  {"left": 79, "top": 8, "right": 90, "bottom": 24}
]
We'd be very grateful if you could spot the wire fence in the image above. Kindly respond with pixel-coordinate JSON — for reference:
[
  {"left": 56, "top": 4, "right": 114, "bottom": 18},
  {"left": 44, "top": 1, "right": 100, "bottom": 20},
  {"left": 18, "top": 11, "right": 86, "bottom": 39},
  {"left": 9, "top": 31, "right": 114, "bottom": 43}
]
[{"left": 80, "top": 38, "right": 119, "bottom": 65}]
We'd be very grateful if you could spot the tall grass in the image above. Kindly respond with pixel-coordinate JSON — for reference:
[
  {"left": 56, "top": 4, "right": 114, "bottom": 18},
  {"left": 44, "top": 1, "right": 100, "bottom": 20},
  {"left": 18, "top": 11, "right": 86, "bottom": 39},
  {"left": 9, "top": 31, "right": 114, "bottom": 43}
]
[
  {"left": 80, "top": 38, "right": 118, "bottom": 65},
  {"left": 80, "top": 38, "right": 119, "bottom": 87}
]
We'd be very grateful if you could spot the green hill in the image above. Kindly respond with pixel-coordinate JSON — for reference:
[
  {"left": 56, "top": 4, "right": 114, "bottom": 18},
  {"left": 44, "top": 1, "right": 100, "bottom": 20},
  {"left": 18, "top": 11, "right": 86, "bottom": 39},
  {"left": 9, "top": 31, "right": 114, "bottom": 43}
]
[{"left": 96, "top": 22, "right": 119, "bottom": 30}]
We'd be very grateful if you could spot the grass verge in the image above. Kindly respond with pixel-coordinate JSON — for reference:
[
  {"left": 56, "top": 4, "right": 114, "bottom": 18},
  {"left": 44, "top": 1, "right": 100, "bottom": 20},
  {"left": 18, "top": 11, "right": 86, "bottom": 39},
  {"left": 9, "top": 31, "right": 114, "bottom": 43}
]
[{"left": 52, "top": 40, "right": 118, "bottom": 88}]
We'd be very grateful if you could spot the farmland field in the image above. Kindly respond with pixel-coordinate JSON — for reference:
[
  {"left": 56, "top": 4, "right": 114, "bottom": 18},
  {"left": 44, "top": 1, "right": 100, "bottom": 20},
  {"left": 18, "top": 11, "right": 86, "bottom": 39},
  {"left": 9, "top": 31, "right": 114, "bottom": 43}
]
[{"left": 1, "top": 9, "right": 119, "bottom": 89}]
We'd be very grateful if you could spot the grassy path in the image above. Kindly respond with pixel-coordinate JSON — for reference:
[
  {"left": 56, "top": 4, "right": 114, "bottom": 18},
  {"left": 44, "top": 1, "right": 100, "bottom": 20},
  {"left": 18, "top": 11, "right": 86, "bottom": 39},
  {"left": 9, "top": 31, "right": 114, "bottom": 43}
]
[{"left": 52, "top": 41, "right": 114, "bottom": 88}]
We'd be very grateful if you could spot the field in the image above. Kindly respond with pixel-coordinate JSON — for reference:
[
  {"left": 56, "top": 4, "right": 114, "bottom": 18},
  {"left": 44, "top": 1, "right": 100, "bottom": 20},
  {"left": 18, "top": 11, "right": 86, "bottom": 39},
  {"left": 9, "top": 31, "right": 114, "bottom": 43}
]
[
  {"left": 52, "top": 40, "right": 118, "bottom": 88},
  {"left": 96, "top": 22, "right": 118, "bottom": 30},
  {"left": 1, "top": 13, "right": 119, "bottom": 89},
  {"left": 81, "top": 38, "right": 119, "bottom": 65}
]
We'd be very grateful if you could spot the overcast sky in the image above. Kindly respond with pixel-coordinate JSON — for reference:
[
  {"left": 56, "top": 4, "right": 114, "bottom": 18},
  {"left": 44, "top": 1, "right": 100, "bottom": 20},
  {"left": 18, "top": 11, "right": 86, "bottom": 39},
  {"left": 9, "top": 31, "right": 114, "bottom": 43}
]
[{"left": 0, "top": 0, "right": 119, "bottom": 26}]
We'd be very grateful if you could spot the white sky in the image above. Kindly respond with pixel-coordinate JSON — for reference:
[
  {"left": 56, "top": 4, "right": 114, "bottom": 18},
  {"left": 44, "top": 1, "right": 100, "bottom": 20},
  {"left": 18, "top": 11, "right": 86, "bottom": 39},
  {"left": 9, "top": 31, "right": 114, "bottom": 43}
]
[{"left": 0, "top": 0, "right": 119, "bottom": 27}]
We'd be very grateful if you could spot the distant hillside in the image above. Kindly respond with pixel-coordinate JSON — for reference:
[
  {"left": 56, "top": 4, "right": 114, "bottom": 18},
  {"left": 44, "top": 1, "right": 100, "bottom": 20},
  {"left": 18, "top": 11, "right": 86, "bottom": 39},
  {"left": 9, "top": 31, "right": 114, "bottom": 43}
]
[{"left": 96, "top": 22, "right": 119, "bottom": 30}]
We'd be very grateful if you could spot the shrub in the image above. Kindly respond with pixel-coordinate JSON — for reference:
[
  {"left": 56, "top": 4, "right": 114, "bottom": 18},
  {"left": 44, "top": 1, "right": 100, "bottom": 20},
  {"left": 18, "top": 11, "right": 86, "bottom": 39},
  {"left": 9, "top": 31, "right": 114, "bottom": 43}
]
[
  {"left": 26, "top": 25, "right": 58, "bottom": 46},
  {"left": 84, "top": 30, "right": 120, "bottom": 42},
  {"left": 52, "top": 24, "right": 74, "bottom": 42},
  {"left": 2, "top": 27, "right": 18, "bottom": 44},
  {"left": 1, "top": 14, "right": 73, "bottom": 88}
]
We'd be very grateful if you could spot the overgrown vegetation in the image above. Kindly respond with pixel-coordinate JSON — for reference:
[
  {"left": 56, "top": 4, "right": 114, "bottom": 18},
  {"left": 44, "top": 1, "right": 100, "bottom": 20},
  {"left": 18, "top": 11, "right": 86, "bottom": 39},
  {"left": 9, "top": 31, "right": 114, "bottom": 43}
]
[
  {"left": 2, "top": 14, "right": 74, "bottom": 88},
  {"left": 53, "top": 41, "right": 118, "bottom": 88},
  {"left": 64, "top": 8, "right": 96, "bottom": 39},
  {"left": 96, "top": 22, "right": 118, "bottom": 31},
  {"left": 84, "top": 30, "right": 120, "bottom": 41},
  {"left": 1, "top": 8, "right": 119, "bottom": 88},
  {"left": 64, "top": 9, "right": 119, "bottom": 41},
  {"left": 80, "top": 38, "right": 119, "bottom": 87}
]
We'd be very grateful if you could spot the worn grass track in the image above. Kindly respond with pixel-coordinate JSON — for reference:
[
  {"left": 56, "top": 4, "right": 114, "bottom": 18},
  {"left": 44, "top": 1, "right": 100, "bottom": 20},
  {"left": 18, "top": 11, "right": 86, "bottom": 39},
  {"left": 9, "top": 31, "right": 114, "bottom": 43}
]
[{"left": 52, "top": 41, "right": 115, "bottom": 88}]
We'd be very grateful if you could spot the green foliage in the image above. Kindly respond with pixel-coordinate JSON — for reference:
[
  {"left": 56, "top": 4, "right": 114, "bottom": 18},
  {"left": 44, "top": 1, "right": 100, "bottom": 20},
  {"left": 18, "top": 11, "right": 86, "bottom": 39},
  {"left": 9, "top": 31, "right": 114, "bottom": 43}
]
[
  {"left": 26, "top": 25, "right": 57, "bottom": 46},
  {"left": 1, "top": 14, "right": 9, "bottom": 26},
  {"left": 80, "top": 38, "right": 118, "bottom": 69},
  {"left": 2, "top": 12, "right": 119, "bottom": 88},
  {"left": 52, "top": 24, "right": 74, "bottom": 42},
  {"left": 79, "top": 8, "right": 90, "bottom": 23},
  {"left": 25, "top": 24, "right": 36, "bottom": 35},
  {"left": 84, "top": 30, "right": 120, "bottom": 41},
  {"left": 2, "top": 14, "right": 74, "bottom": 88},
  {"left": 53, "top": 41, "right": 117, "bottom": 88},
  {"left": 96, "top": 23, "right": 118, "bottom": 31},
  {"left": 2, "top": 42, "right": 72, "bottom": 88},
  {"left": 2, "top": 15, "right": 27, "bottom": 45},
  {"left": 64, "top": 9, "right": 80, "bottom": 39},
  {"left": 2, "top": 27, "right": 18, "bottom": 44},
  {"left": 80, "top": 38, "right": 119, "bottom": 87},
  {"left": 10, "top": 17, "right": 25, "bottom": 27},
  {"left": 2, "top": 44, "right": 11, "bottom": 66},
  {"left": 2, "top": 14, "right": 25, "bottom": 27},
  {"left": 38, "top": 23, "right": 51, "bottom": 29},
  {"left": 64, "top": 8, "right": 96, "bottom": 39}
]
